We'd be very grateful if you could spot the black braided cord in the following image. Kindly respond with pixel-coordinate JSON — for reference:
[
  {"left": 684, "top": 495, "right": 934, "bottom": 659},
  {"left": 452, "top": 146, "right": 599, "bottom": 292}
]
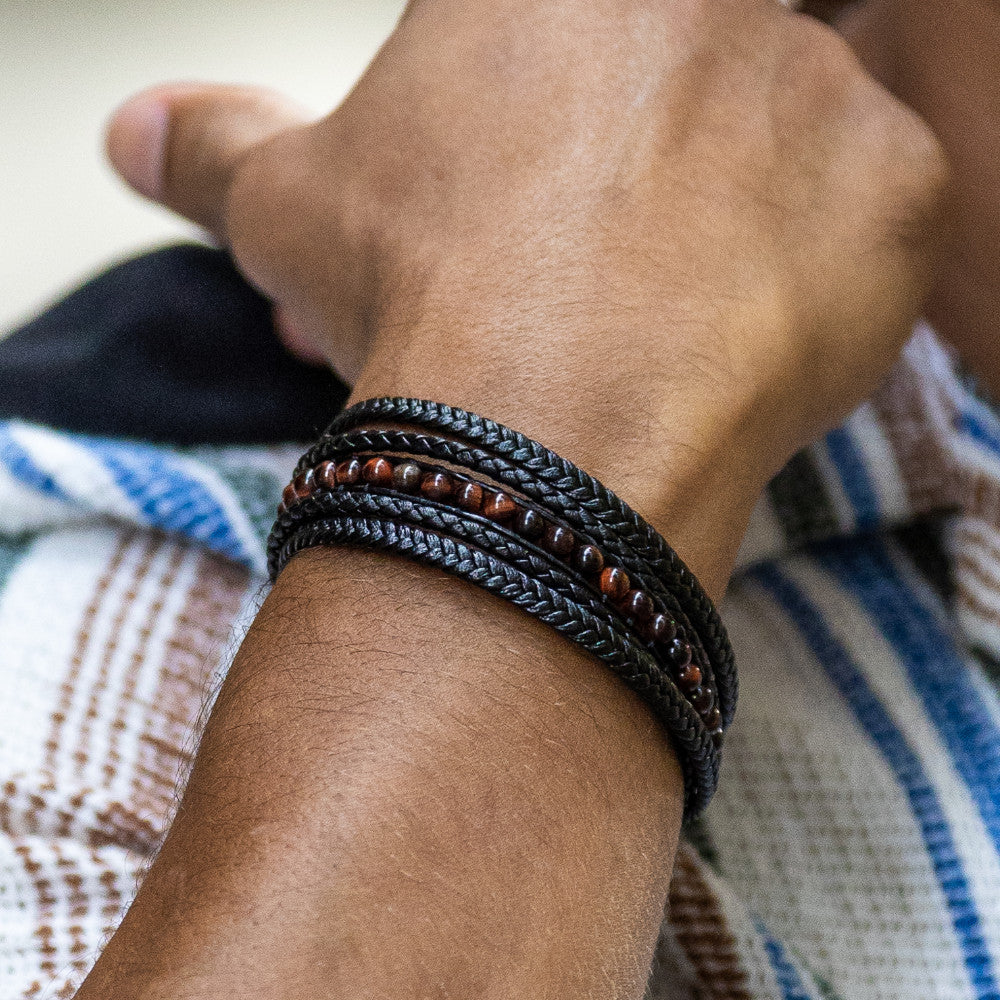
[
  {"left": 272, "top": 485, "right": 692, "bottom": 666},
  {"left": 299, "top": 422, "right": 734, "bottom": 726},
  {"left": 312, "top": 398, "right": 736, "bottom": 725},
  {"left": 273, "top": 514, "right": 719, "bottom": 818}
]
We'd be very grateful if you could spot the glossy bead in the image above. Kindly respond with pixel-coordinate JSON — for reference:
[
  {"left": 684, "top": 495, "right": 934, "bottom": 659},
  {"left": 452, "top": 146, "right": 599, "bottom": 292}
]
[
  {"left": 276, "top": 501, "right": 288, "bottom": 518},
  {"left": 544, "top": 525, "right": 575, "bottom": 557},
  {"left": 484, "top": 491, "right": 518, "bottom": 520},
  {"left": 363, "top": 457, "right": 393, "bottom": 487},
  {"left": 421, "top": 472, "right": 453, "bottom": 501},
  {"left": 625, "top": 589, "right": 654, "bottom": 621},
  {"left": 574, "top": 544, "right": 604, "bottom": 575},
  {"left": 456, "top": 481, "right": 483, "bottom": 512},
  {"left": 668, "top": 638, "right": 693, "bottom": 669},
  {"left": 649, "top": 613, "right": 677, "bottom": 644},
  {"left": 282, "top": 482, "right": 298, "bottom": 508},
  {"left": 392, "top": 461, "right": 422, "bottom": 493},
  {"left": 692, "top": 687, "right": 715, "bottom": 714},
  {"left": 704, "top": 707, "right": 722, "bottom": 732},
  {"left": 335, "top": 457, "right": 362, "bottom": 486},
  {"left": 676, "top": 662, "right": 702, "bottom": 691},
  {"left": 315, "top": 461, "right": 338, "bottom": 490},
  {"left": 516, "top": 507, "right": 545, "bottom": 538},
  {"left": 600, "top": 566, "right": 630, "bottom": 603},
  {"left": 292, "top": 468, "right": 315, "bottom": 500}
]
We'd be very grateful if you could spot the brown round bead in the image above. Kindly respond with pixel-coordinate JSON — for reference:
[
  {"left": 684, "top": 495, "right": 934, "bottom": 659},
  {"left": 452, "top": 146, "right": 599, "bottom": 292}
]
[
  {"left": 392, "top": 461, "right": 422, "bottom": 493},
  {"left": 544, "top": 525, "right": 575, "bottom": 557},
  {"left": 335, "top": 457, "right": 362, "bottom": 486},
  {"left": 600, "top": 566, "right": 630, "bottom": 603},
  {"left": 421, "top": 472, "right": 453, "bottom": 502},
  {"left": 456, "top": 481, "right": 483, "bottom": 512},
  {"left": 649, "top": 613, "right": 677, "bottom": 644},
  {"left": 668, "top": 638, "right": 693, "bottom": 669},
  {"left": 315, "top": 461, "right": 338, "bottom": 490},
  {"left": 676, "top": 662, "right": 702, "bottom": 691},
  {"left": 516, "top": 507, "right": 545, "bottom": 539},
  {"left": 574, "top": 543, "right": 604, "bottom": 575},
  {"left": 282, "top": 482, "right": 298, "bottom": 508},
  {"left": 292, "top": 468, "right": 315, "bottom": 500},
  {"left": 625, "top": 589, "right": 654, "bottom": 621},
  {"left": 363, "top": 457, "right": 393, "bottom": 487},
  {"left": 704, "top": 708, "right": 722, "bottom": 732},
  {"left": 276, "top": 501, "right": 288, "bottom": 518},
  {"left": 692, "top": 687, "right": 715, "bottom": 714},
  {"left": 484, "top": 491, "right": 518, "bottom": 520}
]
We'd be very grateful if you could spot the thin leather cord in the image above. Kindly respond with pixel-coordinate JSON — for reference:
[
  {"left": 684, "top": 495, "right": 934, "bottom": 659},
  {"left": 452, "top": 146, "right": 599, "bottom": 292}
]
[
  {"left": 297, "top": 427, "right": 728, "bottom": 722},
  {"left": 274, "top": 514, "right": 719, "bottom": 818},
  {"left": 271, "top": 484, "right": 712, "bottom": 714},
  {"left": 319, "top": 397, "right": 734, "bottom": 725}
]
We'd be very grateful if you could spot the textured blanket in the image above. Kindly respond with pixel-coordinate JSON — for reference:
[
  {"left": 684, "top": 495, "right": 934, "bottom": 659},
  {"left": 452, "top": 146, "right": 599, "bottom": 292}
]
[{"left": 1, "top": 253, "right": 998, "bottom": 999}]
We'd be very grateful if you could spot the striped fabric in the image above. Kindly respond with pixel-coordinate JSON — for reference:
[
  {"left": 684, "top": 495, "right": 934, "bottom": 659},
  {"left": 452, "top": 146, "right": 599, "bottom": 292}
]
[{"left": 1, "top": 324, "right": 999, "bottom": 999}]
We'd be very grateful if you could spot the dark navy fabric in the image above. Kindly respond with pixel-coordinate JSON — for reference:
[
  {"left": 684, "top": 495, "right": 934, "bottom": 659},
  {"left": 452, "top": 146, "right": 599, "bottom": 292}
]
[{"left": 0, "top": 244, "right": 347, "bottom": 445}]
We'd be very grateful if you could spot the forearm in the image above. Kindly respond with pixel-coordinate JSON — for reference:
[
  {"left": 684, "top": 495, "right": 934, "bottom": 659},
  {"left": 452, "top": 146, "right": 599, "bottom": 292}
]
[{"left": 78, "top": 546, "right": 686, "bottom": 1000}]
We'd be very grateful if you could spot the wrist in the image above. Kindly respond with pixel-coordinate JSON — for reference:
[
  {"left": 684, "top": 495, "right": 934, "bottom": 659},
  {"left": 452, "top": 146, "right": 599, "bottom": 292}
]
[{"left": 350, "top": 304, "right": 781, "bottom": 596}]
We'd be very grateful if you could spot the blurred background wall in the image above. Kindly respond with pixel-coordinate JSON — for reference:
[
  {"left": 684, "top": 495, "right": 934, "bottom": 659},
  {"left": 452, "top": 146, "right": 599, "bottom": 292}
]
[{"left": 1, "top": 0, "right": 406, "bottom": 331}]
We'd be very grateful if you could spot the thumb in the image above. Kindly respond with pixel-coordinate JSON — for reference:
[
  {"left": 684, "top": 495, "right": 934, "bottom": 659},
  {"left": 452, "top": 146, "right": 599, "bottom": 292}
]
[{"left": 105, "top": 83, "right": 313, "bottom": 236}]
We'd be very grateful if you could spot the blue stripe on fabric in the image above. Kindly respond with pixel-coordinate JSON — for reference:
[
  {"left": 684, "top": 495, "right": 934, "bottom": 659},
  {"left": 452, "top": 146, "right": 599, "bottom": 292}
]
[
  {"left": 754, "top": 921, "right": 813, "bottom": 1000},
  {"left": 823, "top": 425, "right": 881, "bottom": 529},
  {"left": 83, "top": 437, "right": 254, "bottom": 566},
  {"left": 958, "top": 405, "right": 1000, "bottom": 459},
  {"left": 752, "top": 562, "right": 1000, "bottom": 1000},
  {"left": 818, "top": 539, "right": 1000, "bottom": 889},
  {"left": 0, "top": 424, "right": 69, "bottom": 500}
]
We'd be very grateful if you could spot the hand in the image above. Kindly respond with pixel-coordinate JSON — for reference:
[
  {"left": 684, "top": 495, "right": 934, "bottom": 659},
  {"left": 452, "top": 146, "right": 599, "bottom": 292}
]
[{"left": 76, "top": 5, "right": 948, "bottom": 999}]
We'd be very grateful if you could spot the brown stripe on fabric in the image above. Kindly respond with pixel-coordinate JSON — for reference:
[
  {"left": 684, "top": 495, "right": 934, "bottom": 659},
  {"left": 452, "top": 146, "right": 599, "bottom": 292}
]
[
  {"left": 35, "top": 532, "right": 135, "bottom": 839},
  {"left": 100, "top": 540, "right": 187, "bottom": 788},
  {"left": 127, "top": 549, "right": 251, "bottom": 849},
  {"left": 869, "top": 356, "right": 955, "bottom": 518},
  {"left": 14, "top": 841, "right": 59, "bottom": 990},
  {"left": 70, "top": 533, "right": 159, "bottom": 787},
  {"left": 668, "top": 841, "right": 753, "bottom": 1000},
  {"left": 955, "top": 576, "right": 1000, "bottom": 631}
]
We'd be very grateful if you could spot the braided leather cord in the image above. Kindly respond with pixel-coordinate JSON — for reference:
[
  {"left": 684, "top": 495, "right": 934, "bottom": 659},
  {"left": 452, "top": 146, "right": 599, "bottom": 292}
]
[
  {"left": 273, "top": 514, "right": 719, "bottom": 818},
  {"left": 309, "top": 399, "right": 736, "bottom": 726},
  {"left": 298, "top": 427, "right": 725, "bottom": 723},
  {"left": 271, "top": 485, "right": 677, "bottom": 660}
]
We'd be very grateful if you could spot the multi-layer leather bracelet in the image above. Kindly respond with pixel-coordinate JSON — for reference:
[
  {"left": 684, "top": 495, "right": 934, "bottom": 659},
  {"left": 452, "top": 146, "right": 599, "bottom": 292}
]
[{"left": 267, "top": 397, "right": 737, "bottom": 818}]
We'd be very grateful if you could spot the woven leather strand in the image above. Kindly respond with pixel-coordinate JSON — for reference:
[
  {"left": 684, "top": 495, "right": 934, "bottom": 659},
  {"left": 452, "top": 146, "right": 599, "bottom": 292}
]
[
  {"left": 312, "top": 399, "right": 736, "bottom": 726},
  {"left": 273, "top": 514, "right": 719, "bottom": 818},
  {"left": 298, "top": 426, "right": 729, "bottom": 723}
]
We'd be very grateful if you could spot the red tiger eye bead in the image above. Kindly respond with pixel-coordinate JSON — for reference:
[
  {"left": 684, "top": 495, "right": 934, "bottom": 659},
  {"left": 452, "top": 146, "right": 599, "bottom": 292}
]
[
  {"left": 649, "top": 613, "right": 677, "bottom": 644},
  {"left": 692, "top": 687, "right": 715, "bottom": 714},
  {"left": 292, "top": 468, "right": 315, "bottom": 500},
  {"left": 421, "top": 472, "right": 453, "bottom": 501},
  {"left": 335, "top": 458, "right": 362, "bottom": 486},
  {"left": 544, "top": 525, "right": 575, "bottom": 556},
  {"left": 516, "top": 508, "right": 545, "bottom": 538},
  {"left": 363, "top": 457, "right": 393, "bottom": 487},
  {"left": 600, "top": 566, "right": 630, "bottom": 603},
  {"left": 456, "top": 481, "right": 483, "bottom": 512},
  {"left": 315, "top": 461, "right": 338, "bottom": 490},
  {"left": 676, "top": 662, "right": 702, "bottom": 691},
  {"left": 704, "top": 708, "right": 722, "bottom": 733},
  {"left": 282, "top": 482, "right": 298, "bottom": 508},
  {"left": 392, "top": 461, "right": 422, "bottom": 493},
  {"left": 668, "top": 638, "right": 693, "bottom": 669},
  {"left": 484, "top": 491, "right": 518, "bottom": 520},
  {"left": 625, "top": 589, "right": 654, "bottom": 621},
  {"left": 574, "top": 544, "right": 604, "bottom": 575}
]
